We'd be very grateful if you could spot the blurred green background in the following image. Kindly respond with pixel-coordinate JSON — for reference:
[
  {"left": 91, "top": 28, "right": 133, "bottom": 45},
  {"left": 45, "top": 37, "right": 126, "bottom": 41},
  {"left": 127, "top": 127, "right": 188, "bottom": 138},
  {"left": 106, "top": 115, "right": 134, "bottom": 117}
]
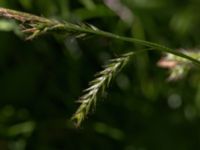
[{"left": 0, "top": 0, "right": 200, "bottom": 150}]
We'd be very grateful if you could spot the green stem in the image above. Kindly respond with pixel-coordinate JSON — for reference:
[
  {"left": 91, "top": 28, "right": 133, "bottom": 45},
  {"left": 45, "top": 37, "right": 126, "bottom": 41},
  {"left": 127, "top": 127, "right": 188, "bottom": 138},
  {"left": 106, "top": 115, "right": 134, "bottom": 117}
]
[
  {"left": 60, "top": 24, "right": 200, "bottom": 66},
  {"left": 0, "top": 7, "right": 200, "bottom": 66}
]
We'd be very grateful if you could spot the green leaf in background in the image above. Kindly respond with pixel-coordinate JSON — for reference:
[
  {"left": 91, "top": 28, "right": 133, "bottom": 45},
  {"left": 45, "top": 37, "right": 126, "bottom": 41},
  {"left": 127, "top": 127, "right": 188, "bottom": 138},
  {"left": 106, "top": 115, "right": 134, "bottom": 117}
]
[
  {"left": 79, "top": 0, "right": 96, "bottom": 10},
  {"left": 0, "top": 20, "right": 16, "bottom": 32},
  {"left": 19, "top": 0, "right": 32, "bottom": 9}
]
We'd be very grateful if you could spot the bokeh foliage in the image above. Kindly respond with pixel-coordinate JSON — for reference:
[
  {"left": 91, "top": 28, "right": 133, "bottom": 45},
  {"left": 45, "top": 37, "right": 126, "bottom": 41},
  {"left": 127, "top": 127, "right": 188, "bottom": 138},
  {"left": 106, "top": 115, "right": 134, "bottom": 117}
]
[{"left": 0, "top": 0, "right": 200, "bottom": 150}]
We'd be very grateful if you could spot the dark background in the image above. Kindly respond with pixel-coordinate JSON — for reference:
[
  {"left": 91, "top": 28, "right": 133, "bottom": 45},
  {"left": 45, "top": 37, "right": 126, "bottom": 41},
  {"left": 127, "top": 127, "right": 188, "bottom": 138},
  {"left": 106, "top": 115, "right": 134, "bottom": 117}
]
[{"left": 0, "top": 0, "right": 200, "bottom": 150}]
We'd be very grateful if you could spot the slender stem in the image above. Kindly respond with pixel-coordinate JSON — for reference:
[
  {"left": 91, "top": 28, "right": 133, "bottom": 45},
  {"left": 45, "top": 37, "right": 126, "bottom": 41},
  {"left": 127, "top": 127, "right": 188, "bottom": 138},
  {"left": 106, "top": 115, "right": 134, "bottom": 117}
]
[
  {"left": 0, "top": 7, "right": 200, "bottom": 66},
  {"left": 61, "top": 25, "right": 200, "bottom": 66}
]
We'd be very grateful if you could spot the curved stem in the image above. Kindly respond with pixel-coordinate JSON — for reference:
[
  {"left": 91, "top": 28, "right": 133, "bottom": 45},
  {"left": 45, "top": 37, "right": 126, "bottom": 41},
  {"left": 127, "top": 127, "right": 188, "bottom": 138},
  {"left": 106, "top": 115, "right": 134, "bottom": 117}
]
[
  {"left": 63, "top": 25, "right": 200, "bottom": 66},
  {"left": 0, "top": 7, "right": 200, "bottom": 66}
]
